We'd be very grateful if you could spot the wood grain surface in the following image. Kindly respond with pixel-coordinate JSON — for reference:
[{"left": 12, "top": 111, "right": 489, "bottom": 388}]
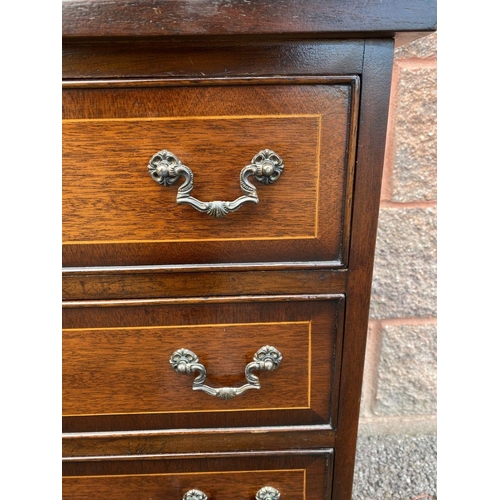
[
  {"left": 62, "top": 78, "right": 358, "bottom": 267},
  {"left": 63, "top": 115, "right": 320, "bottom": 241},
  {"left": 62, "top": 268, "right": 348, "bottom": 301},
  {"left": 64, "top": 322, "right": 311, "bottom": 415},
  {"left": 64, "top": 470, "right": 305, "bottom": 500},
  {"left": 63, "top": 450, "right": 333, "bottom": 500},
  {"left": 61, "top": 0, "right": 436, "bottom": 39},
  {"left": 62, "top": 40, "right": 365, "bottom": 80},
  {"left": 61, "top": 0, "right": 436, "bottom": 492},
  {"left": 63, "top": 426, "right": 336, "bottom": 458},
  {"left": 332, "top": 40, "right": 395, "bottom": 500},
  {"left": 63, "top": 297, "right": 344, "bottom": 432}
]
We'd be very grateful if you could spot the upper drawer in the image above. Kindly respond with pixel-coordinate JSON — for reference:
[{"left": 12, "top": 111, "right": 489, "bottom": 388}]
[{"left": 62, "top": 77, "right": 359, "bottom": 267}]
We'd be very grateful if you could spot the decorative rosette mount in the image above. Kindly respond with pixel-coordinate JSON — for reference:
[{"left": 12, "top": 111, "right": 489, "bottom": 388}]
[
  {"left": 170, "top": 345, "right": 282, "bottom": 400},
  {"left": 148, "top": 149, "right": 284, "bottom": 218}
]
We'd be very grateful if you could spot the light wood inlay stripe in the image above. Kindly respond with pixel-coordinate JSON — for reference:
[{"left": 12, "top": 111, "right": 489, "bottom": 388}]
[
  {"left": 63, "top": 114, "right": 321, "bottom": 244},
  {"left": 64, "top": 405, "right": 312, "bottom": 417},
  {"left": 63, "top": 468, "right": 306, "bottom": 479},
  {"left": 63, "top": 320, "right": 310, "bottom": 332},
  {"left": 63, "top": 113, "right": 320, "bottom": 123},
  {"left": 314, "top": 115, "right": 322, "bottom": 238},
  {"left": 63, "top": 235, "right": 318, "bottom": 245},
  {"left": 63, "top": 321, "right": 312, "bottom": 416}
]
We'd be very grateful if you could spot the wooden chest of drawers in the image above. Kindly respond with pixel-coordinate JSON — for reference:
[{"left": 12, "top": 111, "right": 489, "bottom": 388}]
[{"left": 62, "top": 2, "right": 436, "bottom": 499}]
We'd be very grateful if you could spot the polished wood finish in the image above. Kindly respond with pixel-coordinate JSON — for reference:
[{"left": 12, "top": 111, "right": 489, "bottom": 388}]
[
  {"left": 62, "top": 40, "right": 365, "bottom": 80},
  {"left": 65, "top": 321, "right": 310, "bottom": 415},
  {"left": 62, "top": 2, "right": 436, "bottom": 498},
  {"left": 63, "top": 450, "right": 333, "bottom": 500},
  {"left": 332, "top": 39, "right": 395, "bottom": 500},
  {"left": 63, "top": 78, "right": 359, "bottom": 267},
  {"left": 63, "top": 426, "right": 336, "bottom": 458},
  {"left": 62, "top": 0, "right": 436, "bottom": 40},
  {"left": 63, "top": 296, "right": 344, "bottom": 432},
  {"left": 62, "top": 269, "right": 348, "bottom": 301}
]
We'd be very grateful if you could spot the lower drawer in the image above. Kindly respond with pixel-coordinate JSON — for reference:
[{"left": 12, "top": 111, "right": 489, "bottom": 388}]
[
  {"left": 63, "top": 295, "right": 344, "bottom": 432},
  {"left": 62, "top": 450, "right": 333, "bottom": 500}
]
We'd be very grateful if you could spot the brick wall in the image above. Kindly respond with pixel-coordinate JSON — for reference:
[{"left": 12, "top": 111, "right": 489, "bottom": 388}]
[{"left": 359, "top": 33, "right": 437, "bottom": 435}]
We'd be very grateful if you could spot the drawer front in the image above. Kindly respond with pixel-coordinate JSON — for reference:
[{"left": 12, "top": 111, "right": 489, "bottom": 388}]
[
  {"left": 63, "top": 296, "right": 344, "bottom": 432},
  {"left": 63, "top": 451, "right": 332, "bottom": 500},
  {"left": 62, "top": 77, "right": 359, "bottom": 267}
]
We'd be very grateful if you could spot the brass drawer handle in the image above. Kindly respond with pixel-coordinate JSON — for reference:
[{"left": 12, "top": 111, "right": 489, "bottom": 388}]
[
  {"left": 148, "top": 149, "right": 284, "bottom": 217},
  {"left": 170, "top": 345, "right": 282, "bottom": 400},
  {"left": 183, "top": 486, "right": 281, "bottom": 500}
]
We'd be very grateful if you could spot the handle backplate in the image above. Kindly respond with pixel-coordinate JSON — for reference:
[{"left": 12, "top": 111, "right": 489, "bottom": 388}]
[
  {"left": 182, "top": 486, "right": 280, "bottom": 500},
  {"left": 148, "top": 149, "right": 284, "bottom": 217},
  {"left": 170, "top": 345, "right": 282, "bottom": 400}
]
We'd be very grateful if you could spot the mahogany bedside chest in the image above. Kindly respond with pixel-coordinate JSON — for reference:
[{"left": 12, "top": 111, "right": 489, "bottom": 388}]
[{"left": 62, "top": 2, "right": 436, "bottom": 499}]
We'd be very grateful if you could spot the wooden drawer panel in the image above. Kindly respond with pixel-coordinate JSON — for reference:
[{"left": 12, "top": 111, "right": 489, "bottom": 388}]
[
  {"left": 63, "top": 450, "right": 333, "bottom": 500},
  {"left": 63, "top": 296, "right": 344, "bottom": 432},
  {"left": 62, "top": 77, "right": 358, "bottom": 267},
  {"left": 62, "top": 268, "right": 348, "bottom": 301}
]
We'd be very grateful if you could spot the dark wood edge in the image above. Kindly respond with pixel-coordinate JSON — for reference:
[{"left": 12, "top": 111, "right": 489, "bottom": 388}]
[
  {"left": 341, "top": 77, "right": 360, "bottom": 266},
  {"left": 62, "top": 0, "right": 436, "bottom": 39},
  {"left": 62, "top": 447, "right": 334, "bottom": 462},
  {"left": 62, "top": 34, "right": 366, "bottom": 45},
  {"left": 63, "top": 423, "right": 334, "bottom": 440},
  {"left": 62, "top": 263, "right": 348, "bottom": 275},
  {"left": 62, "top": 269, "right": 348, "bottom": 301},
  {"left": 63, "top": 39, "right": 366, "bottom": 80},
  {"left": 62, "top": 293, "right": 345, "bottom": 308},
  {"left": 330, "top": 291, "right": 346, "bottom": 433},
  {"left": 62, "top": 424, "right": 335, "bottom": 458},
  {"left": 332, "top": 39, "right": 395, "bottom": 500},
  {"left": 62, "top": 75, "right": 358, "bottom": 88},
  {"left": 62, "top": 32, "right": 435, "bottom": 46}
]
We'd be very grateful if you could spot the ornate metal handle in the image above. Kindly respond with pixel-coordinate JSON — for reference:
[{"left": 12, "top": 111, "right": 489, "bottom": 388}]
[
  {"left": 182, "top": 486, "right": 280, "bottom": 500},
  {"left": 148, "top": 149, "right": 284, "bottom": 217},
  {"left": 170, "top": 345, "right": 282, "bottom": 400}
]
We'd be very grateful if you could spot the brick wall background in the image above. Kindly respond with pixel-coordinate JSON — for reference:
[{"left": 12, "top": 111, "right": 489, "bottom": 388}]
[{"left": 359, "top": 32, "right": 437, "bottom": 435}]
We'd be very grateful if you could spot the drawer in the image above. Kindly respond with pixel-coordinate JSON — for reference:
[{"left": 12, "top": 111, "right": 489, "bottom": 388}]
[
  {"left": 63, "top": 450, "right": 333, "bottom": 500},
  {"left": 62, "top": 296, "right": 344, "bottom": 432},
  {"left": 62, "top": 77, "right": 359, "bottom": 267}
]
